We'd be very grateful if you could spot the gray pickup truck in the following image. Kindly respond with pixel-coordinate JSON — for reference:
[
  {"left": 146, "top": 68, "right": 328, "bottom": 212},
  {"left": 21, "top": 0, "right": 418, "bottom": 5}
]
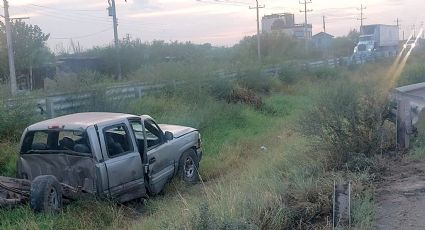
[{"left": 0, "top": 112, "right": 202, "bottom": 213}]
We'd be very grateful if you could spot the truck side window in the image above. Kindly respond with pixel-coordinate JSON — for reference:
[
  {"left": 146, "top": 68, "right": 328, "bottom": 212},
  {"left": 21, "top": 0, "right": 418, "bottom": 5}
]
[
  {"left": 104, "top": 124, "right": 133, "bottom": 157},
  {"left": 129, "top": 120, "right": 145, "bottom": 153},
  {"left": 144, "top": 120, "right": 163, "bottom": 149}
]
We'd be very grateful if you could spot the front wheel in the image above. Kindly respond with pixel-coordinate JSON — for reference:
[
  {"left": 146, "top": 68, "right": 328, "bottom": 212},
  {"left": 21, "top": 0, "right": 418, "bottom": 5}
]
[{"left": 178, "top": 149, "right": 200, "bottom": 183}]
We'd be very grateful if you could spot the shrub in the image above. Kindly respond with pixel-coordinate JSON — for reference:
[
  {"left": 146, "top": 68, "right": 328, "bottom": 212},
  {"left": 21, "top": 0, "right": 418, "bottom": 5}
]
[
  {"left": 398, "top": 63, "right": 425, "bottom": 86},
  {"left": 45, "top": 71, "right": 114, "bottom": 94},
  {"left": 299, "top": 79, "right": 387, "bottom": 168},
  {"left": 0, "top": 99, "right": 41, "bottom": 142},
  {"left": 309, "top": 66, "right": 342, "bottom": 80},
  {"left": 236, "top": 69, "right": 273, "bottom": 94},
  {"left": 209, "top": 79, "right": 233, "bottom": 101},
  {"left": 278, "top": 63, "right": 302, "bottom": 84},
  {"left": 0, "top": 142, "right": 17, "bottom": 176},
  {"left": 227, "top": 85, "right": 264, "bottom": 109},
  {"left": 207, "top": 76, "right": 265, "bottom": 109}
]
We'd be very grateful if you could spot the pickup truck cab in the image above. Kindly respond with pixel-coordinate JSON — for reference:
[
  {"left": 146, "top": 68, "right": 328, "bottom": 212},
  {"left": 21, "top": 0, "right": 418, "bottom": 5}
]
[{"left": 13, "top": 112, "right": 202, "bottom": 212}]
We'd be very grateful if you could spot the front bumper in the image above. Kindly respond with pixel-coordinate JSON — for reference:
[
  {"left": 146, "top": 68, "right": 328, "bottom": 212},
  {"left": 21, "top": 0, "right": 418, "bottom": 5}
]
[{"left": 196, "top": 148, "right": 203, "bottom": 161}]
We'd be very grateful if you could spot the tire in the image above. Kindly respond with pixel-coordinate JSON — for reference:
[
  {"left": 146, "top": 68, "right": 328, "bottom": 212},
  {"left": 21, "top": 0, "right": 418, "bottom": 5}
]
[
  {"left": 178, "top": 149, "right": 200, "bottom": 183},
  {"left": 30, "top": 175, "right": 63, "bottom": 213}
]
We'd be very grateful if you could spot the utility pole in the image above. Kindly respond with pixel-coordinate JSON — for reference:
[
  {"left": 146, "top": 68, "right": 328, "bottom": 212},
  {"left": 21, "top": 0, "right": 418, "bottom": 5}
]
[
  {"left": 357, "top": 4, "right": 366, "bottom": 34},
  {"left": 395, "top": 18, "right": 400, "bottom": 28},
  {"left": 125, "top": 33, "right": 131, "bottom": 43},
  {"left": 395, "top": 18, "right": 401, "bottom": 40},
  {"left": 108, "top": 0, "right": 122, "bottom": 80},
  {"left": 299, "top": 0, "right": 312, "bottom": 50},
  {"left": 412, "top": 24, "right": 416, "bottom": 38},
  {"left": 3, "top": 0, "right": 17, "bottom": 96},
  {"left": 322, "top": 15, "right": 326, "bottom": 33},
  {"left": 249, "top": 0, "right": 265, "bottom": 64}
]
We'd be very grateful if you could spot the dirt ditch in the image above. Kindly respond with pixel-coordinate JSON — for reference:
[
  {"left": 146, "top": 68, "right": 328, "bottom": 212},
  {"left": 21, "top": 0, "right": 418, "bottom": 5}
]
[{"left": 375, "top": 156, "right": 425, "bottom": 229}]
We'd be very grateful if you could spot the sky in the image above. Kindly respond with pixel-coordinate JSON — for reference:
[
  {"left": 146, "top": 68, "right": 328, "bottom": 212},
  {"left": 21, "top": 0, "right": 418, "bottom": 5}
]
[{"left": 6, "top": 0, "right": 425, "bottom": 51}]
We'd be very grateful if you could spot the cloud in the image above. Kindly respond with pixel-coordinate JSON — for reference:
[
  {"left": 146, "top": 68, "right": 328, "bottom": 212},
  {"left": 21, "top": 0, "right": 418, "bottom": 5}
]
[{"left": 8, "top": 0, "right": 425, "bottom": 48}]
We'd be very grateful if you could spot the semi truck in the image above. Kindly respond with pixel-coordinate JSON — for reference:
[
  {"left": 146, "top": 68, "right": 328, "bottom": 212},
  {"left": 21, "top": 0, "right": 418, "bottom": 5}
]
[{"left": 353, "top": 24, "right": 399, "bottom": 62}]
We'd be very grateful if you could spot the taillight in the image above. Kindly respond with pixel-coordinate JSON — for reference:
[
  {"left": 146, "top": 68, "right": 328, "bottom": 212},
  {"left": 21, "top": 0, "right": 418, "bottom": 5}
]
[{"left": 48, "top": 125, "right": 64, "bottom": 129}]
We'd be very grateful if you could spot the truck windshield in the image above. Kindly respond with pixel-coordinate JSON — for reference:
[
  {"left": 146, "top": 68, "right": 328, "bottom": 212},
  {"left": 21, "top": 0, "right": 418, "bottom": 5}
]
[
  {"left": 359, "top": 36, "right": 373, "bottom": 42},
  {"left": 357, "top": 44, "right": 367, "bottom": 51},
  {"left": 21, "top": 130, "right": 91, "bottom": 155}
]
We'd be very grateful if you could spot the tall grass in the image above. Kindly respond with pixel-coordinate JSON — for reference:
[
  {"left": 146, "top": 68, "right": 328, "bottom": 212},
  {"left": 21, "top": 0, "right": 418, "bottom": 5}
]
[
  {"left": 0, "top": 100, "right": 42, "bottom": 176},
  {"left": 0, "top": 63, "right": 391, "bottom": 229},
  {"left": 0, "top": 199, "right": 130, "bottom": 230}
]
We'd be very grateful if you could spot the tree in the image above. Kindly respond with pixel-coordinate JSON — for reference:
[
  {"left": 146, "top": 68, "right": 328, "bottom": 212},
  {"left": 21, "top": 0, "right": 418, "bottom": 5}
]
[
  {"left": 0, "top": 20, "right": 53, "bottom": 88},
  {"left": 232, "top": 32, "right": 320, "bottom": 67},
  {"left": 330, "top": 29, "right": 360, "bottom": 57}
]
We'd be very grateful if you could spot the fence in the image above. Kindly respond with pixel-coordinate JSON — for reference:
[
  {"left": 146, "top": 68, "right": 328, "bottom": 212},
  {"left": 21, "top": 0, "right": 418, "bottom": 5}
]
[{"left": 4, "top": 56, "right": 351, "bottom": 118}]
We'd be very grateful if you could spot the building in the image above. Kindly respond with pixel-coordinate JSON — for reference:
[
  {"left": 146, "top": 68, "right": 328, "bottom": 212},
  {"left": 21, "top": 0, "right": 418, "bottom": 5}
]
[
  {"left": 312, "top": 32, "right": 334, "bottom": 50},
  {"left": 262, "top": 13, "right": 295, "bottom": 32},
  {"left": 56, "top": 56, "right": 102, "bottom": 74},
  {"left": 261, "top": 13, "right": 312, "bottom": 40}
]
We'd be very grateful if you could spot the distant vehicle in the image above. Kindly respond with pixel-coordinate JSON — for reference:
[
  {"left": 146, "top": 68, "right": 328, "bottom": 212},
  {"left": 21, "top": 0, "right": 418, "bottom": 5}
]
[
  {"left": 353, "top": 24, "right": 399, "bottom": 61},
  {"left": 403, "top": 38, "right": 416, "bottom": 49},
  {"left": 0, "top": 112, "right": 202, "bottom": 213}
]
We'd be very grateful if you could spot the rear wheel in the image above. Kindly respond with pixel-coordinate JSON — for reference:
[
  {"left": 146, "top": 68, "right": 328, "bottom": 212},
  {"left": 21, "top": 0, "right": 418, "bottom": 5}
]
[
  {"left": 178, "top": 149, "right": 200, "bottom": 183},
  {"left": 30, "top": 175, "right": 62, "bottom": 213}
]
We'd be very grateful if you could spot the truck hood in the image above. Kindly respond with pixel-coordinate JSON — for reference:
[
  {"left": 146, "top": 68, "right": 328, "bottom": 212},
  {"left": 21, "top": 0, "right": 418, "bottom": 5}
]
[{"left": 158, "top": 124, "right": 196, "bottom": 138}]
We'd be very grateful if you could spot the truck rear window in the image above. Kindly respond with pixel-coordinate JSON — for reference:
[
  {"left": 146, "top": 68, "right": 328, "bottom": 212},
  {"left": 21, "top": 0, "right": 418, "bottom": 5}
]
[{"left": 21, "top": 130, "right": 91, "bottom": 155}]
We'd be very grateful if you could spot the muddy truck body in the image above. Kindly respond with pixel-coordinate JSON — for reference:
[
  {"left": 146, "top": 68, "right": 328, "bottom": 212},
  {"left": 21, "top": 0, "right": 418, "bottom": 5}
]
[{"left": 0, "top": 112, "right": 202, "bottom": 212}]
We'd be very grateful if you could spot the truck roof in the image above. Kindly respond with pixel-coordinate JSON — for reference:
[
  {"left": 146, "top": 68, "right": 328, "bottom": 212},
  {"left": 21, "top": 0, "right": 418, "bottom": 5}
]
[{"left": 27, "top": 112, "right": 140, "bottom": 131}]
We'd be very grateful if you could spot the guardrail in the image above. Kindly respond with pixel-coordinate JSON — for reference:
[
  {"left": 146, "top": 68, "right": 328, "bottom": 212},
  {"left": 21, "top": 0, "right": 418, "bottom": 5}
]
[
  {"left": 392, "top": 82, "right": 425, "bottom": 149},
  {"left": 4, "top": 56, "right": 352, "bottom": 118}
]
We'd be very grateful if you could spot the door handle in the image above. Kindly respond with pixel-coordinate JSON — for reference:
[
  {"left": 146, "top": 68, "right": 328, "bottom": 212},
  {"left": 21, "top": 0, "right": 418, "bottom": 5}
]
[{"left": 149, "top": 157, "right": 156, "bottom": 164}]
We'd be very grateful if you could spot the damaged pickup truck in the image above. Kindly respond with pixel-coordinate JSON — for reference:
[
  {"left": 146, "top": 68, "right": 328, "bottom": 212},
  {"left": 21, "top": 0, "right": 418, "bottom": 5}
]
[{"left": 0, "top": 112, "right": 202, "bottom": 212}]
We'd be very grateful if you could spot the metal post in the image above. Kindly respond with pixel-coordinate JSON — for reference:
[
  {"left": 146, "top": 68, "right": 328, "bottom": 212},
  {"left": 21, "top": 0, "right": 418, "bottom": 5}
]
[
  {"left": 348, "top": 182, "right": 351, "bottom": 228},
  {"left": 332, "top": 181, "right": 336, "bottom": 230}
]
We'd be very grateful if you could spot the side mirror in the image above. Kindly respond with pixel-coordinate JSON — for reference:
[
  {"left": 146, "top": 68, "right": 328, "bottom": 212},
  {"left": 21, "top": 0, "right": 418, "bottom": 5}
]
[{"left": 164, "top": 131, "right": 174, "bottom": 141}]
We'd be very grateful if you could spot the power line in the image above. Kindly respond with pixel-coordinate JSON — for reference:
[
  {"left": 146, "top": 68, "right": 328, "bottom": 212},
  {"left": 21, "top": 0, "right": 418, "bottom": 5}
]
[
  {"left": 29, "top": 4, "right": 104, "bottom": 12},
  {"left": 20, "top": 4, "right": 111, "bottom": 22},
  {"left": 196, "top": 0, "right": 249, "bottom": 7},
  {"left": 12, "top": 5, "right": 112, "bottom": 24},
  {"left": 50, "top": 27, "right": 112, "bottom": 40},
  {"left": 13, "top": 4, "right": 159, "bottom": 28}
]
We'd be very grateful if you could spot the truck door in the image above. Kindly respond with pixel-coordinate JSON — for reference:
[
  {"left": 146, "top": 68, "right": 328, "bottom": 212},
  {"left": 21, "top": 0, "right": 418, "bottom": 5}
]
[
  {"left": 98, "top": 121, "right": 146, "bottom": 202},
  {"left": 143, "top": 119, "right": 176, "bottom": 194}
]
